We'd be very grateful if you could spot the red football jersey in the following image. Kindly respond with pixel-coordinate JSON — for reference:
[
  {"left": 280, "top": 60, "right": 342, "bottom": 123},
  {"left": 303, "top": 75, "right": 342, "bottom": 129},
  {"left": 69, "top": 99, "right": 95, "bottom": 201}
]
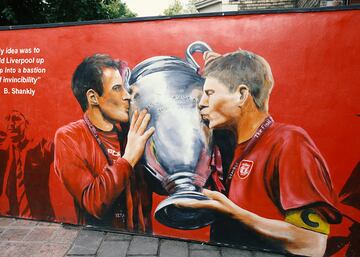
[
  {"left": 227, "top": 122, "right": 340, "bottom": 223},
  {"left": 210, "top": 122, "right": 341, "bottom": 249},
  {"left": 54, "top": 119, "right": 151, "bottom": 232}
]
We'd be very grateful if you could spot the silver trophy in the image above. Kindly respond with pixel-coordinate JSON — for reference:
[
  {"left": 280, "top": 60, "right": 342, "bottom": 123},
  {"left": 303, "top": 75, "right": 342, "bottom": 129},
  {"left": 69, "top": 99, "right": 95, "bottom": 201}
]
[{"left": 128, "top": 41, "right": 215, "bottom": 229}]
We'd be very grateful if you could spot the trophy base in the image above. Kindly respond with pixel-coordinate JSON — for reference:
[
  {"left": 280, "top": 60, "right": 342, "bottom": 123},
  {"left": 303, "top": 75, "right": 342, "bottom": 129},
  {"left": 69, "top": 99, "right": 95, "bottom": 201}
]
[{"left": 154, "top": 191, "right": 215, "bottom": 230}]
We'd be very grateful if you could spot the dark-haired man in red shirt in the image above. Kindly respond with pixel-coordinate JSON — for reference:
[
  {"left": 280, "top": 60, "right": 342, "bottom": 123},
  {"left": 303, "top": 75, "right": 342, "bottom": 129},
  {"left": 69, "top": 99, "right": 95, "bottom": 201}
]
[
  {"left": 54, "top": 54, "right": 154, "bottom": 232},
  {"left": 177, "top": 50, "right": 341, "bottom": 257}
]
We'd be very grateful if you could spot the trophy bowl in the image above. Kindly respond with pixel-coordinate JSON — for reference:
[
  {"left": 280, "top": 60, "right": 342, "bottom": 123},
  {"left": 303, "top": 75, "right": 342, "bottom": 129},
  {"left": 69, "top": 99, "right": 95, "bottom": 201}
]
[{"left": 128, "top": 42, "right": 215, "bottom": 229}]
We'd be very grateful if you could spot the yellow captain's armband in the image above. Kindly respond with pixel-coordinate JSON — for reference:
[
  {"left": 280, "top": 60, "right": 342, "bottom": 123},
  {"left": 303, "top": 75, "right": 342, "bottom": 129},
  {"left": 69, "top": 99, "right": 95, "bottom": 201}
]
[{"left": 285, "top": 209, "right": 330, "bottom": 235}]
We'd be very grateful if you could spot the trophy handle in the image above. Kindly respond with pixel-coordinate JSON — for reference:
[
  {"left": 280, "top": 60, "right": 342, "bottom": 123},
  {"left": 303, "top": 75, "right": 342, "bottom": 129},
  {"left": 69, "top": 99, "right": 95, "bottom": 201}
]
[
  {"left": 143, "top": 164, "right": 164, "bottom": 181},
  {"left": 123, "top": 67, "right": 132, "bottom": 91},
  {"left": 185, "top": 41, "right": 213, "bottom": 71}
]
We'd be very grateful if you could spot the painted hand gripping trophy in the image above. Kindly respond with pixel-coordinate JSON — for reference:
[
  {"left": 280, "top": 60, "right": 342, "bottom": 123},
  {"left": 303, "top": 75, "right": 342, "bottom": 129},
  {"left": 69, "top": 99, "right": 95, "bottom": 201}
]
[{"left": 128, "top": 41, "right": 214, "bottom": 229}]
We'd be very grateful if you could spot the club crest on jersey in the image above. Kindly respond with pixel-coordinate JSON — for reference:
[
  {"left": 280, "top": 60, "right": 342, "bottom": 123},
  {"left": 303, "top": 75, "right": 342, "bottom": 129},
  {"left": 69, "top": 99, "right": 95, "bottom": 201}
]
[{"left": 237, "top": 160, "right": 254, "bottom": 179}]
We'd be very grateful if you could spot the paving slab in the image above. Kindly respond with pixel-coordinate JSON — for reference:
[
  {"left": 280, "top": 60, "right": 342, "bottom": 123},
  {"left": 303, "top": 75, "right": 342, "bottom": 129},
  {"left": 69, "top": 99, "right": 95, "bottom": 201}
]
[
  {"left": 0, "top": 241, "right": 42, "bottom": 257},
  {"left": 24, "top": 227, "right": 57, "bottom": 241},
  {"left": 189, "top": 249, "right": 221, "bottom": 257},
  {"left": 66, "top": 229, "right": 105, "bottom": 255},
  {"left": 66, "top": 255, "right": 95, "bottom": 257},
  {"left": 159, "top": 239, "right": 188, "bottom": 257},
  {"left": 221, "top": 247, "right": 254, "bottom": 257},
  {"left": 126, "top": 254, "right": 158, "bottom": 257},
  {"left": 36, "top": 243, "right": 72, "bottom": 257},
  {"left": 105, "top": 232, "right": 133, "bottom": 241},
  {"left": 66, "top": 245, "right": 98, "bottom": 256},
  {"left": 97, "top": 240, "right": 130, "bottom": 257},
  {"left": 127, "top": 235, "right": 159, "bottom": 255},
  {"left": 50, "top": 227, "right": 80, "bottom": 244},
  {"left": 0, "top": 228, "right": 31, "bottom": 241},
  {"left": 0, "top": 217, "right": 293, "bottom": 257}
]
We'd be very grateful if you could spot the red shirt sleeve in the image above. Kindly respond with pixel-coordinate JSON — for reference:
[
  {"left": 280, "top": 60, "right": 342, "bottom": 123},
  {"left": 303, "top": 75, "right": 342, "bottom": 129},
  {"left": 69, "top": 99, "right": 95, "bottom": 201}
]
[
  {"left": 54, "top": 128, "right": 132, "bottom": 220},
  {"left": 276, "top": 127, "right": 341, "bottom": 223}
]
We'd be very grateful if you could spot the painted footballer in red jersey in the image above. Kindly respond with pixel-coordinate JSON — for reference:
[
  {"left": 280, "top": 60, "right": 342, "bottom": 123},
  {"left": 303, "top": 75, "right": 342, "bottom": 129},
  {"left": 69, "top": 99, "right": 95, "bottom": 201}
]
[
  {"left": 55, "top": 119, "right": 140, "bottom": 229},
  {"left": 228, "top": 123, "right": 339, "bottom": 220},
  {"left": 54, "top": 54, "right": 155, "bottom": 232},
  {"left": 177, "top": 50, "right": 341, "bottom": 257},
  {"left": 209, "top": 122, "right": 341, "bottom": 252}
]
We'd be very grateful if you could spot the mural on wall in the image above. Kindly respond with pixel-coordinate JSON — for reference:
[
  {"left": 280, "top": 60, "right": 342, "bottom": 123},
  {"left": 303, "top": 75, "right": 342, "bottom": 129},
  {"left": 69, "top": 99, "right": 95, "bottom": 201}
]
[
  {"left": 174, "top": 48, "right": 342, "bottom": 257},
  {"left": 128, "top": 41, "right": 217, "bottom": 230},
  {"left": 53, "top": 54, "right": 155, "bottom": 232},
  {"left": 0, "top": 7, "right": 359, "bottom": 257},
  {"left": 0, "top": 110, "right": 54, "bottom": 219},
  {"left": 326, "top": 162, "right": 360, "bottom": 256}
]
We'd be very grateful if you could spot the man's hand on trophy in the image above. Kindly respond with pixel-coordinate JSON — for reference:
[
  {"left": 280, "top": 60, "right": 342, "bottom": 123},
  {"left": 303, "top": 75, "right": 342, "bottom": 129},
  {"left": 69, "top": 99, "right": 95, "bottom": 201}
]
[
  {"left": 123, "top": 109, "right": 155, "bottom": 168},
  {"left": 174, "top": 189, "right": 242, "bottom": 220}
]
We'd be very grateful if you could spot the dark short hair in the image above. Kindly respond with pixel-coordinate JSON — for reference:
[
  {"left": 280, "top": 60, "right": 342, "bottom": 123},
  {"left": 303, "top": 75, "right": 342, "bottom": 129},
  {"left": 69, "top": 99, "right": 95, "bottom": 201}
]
[
  {"left": 71, "top": 54, "right": 123, "bottom": 112},
  {"left": 204, "top": 50, "right": 274, "bottom": 112}
]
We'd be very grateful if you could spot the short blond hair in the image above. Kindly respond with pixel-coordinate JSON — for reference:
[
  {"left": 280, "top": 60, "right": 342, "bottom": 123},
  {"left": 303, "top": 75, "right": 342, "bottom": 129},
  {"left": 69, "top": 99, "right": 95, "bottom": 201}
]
[{"left": 204, "top": 50, "right": 274, "bottom": 112}]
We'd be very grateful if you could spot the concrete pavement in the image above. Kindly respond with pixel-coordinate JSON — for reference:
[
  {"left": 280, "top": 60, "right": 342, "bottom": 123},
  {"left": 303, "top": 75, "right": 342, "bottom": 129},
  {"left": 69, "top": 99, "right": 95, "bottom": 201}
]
[{"left": 0, "top": 217, "right": 284, "bottom": 257}]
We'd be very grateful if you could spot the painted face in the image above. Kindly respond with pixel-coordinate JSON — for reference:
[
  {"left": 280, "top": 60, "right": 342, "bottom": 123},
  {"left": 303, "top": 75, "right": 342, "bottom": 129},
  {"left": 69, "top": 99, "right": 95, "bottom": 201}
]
[
  {"left": 97, "top": 68, "right": 131, "bottom": 123},
  {"left": 198, "top": 77, "right": 239, "bottom": 129},
  {"left": 6, "top": 111, "right": 27, "bottom": 142}
]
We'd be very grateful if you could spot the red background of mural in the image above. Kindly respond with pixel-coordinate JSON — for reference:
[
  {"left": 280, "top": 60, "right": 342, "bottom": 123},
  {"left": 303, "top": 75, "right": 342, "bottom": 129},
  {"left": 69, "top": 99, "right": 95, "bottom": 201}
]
[{"left": 1, "top": 8, "right": 359, "bottom": 253}]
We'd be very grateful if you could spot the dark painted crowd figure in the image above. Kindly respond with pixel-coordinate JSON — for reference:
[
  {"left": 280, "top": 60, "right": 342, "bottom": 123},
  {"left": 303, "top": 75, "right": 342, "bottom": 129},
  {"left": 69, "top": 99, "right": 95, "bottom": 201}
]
[
  {"left": 0, "top": 124, "right": 8, "bottom": 196},
  {"left": 0, "top": 110, "right": 54, "bottom": 220}
]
